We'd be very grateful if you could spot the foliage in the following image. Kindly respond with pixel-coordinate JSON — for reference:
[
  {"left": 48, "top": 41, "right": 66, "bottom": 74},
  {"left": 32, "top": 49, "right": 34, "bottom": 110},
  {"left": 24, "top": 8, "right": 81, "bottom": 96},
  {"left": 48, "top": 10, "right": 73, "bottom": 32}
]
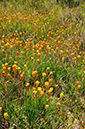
[
  {"left": 0, "top": 0, "right": 85, "bottom": 129},
  {"left": 0, "top": 0, "right": 83, "bottom": 8}
]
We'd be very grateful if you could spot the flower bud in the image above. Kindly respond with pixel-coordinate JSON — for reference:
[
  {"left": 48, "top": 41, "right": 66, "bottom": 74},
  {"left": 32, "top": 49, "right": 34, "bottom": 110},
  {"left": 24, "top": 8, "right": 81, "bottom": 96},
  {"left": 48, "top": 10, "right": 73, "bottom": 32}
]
[
  {"left": 45, "top": 105, "right": 49, "bottom": 110},
  {"left": 0, "top": 107, "right": 2, "bottom": 112},
  {"left": 4, "top": 112, "right": 8, "bottom": 119},
  {"left": 60, "top": 93, "right": 63, "bottom": 99}
]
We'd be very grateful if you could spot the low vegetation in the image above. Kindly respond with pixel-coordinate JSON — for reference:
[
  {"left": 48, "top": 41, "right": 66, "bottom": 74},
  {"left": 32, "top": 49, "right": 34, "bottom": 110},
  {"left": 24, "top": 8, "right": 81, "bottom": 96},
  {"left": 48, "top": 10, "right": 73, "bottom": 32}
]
[{"left": 0, "top": 0, "right": 85, "bottom": 128}]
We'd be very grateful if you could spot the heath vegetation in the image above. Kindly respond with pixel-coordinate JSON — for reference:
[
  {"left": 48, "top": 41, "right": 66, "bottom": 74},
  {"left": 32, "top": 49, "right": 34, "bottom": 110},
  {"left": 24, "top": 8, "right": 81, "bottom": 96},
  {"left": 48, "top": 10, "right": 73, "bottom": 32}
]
[{"left": 0, "top": 0, "right": 85, "bottom": 129}]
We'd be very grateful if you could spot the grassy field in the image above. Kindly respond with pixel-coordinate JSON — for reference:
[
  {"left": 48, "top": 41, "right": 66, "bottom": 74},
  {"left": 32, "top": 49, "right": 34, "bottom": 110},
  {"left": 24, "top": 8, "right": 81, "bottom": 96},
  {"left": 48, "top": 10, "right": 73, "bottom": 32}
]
[{"left": 0, "top": 0, "right": 85, "bottom": 129}]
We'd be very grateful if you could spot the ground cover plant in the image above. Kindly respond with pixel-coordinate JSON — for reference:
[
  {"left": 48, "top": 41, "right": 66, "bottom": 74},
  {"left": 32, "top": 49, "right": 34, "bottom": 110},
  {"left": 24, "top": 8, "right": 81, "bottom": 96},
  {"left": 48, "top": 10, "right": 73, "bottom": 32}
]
[{"left": 0, "top": 0, "right": 85, "bottom": 129}]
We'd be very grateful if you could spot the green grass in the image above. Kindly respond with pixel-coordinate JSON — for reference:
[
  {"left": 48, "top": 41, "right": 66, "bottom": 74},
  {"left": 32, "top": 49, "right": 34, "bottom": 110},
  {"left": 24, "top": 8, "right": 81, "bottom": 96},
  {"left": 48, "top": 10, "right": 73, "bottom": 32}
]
[{"left": 0, "top": 0, "right": 85, "bottom": 129}]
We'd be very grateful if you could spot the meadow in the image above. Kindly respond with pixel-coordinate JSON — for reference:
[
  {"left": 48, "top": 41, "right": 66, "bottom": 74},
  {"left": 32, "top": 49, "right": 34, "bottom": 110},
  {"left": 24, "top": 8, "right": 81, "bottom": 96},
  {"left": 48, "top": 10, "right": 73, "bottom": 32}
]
[{"left": 0, "top": 0, "right": 85, "bottom": 129}]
